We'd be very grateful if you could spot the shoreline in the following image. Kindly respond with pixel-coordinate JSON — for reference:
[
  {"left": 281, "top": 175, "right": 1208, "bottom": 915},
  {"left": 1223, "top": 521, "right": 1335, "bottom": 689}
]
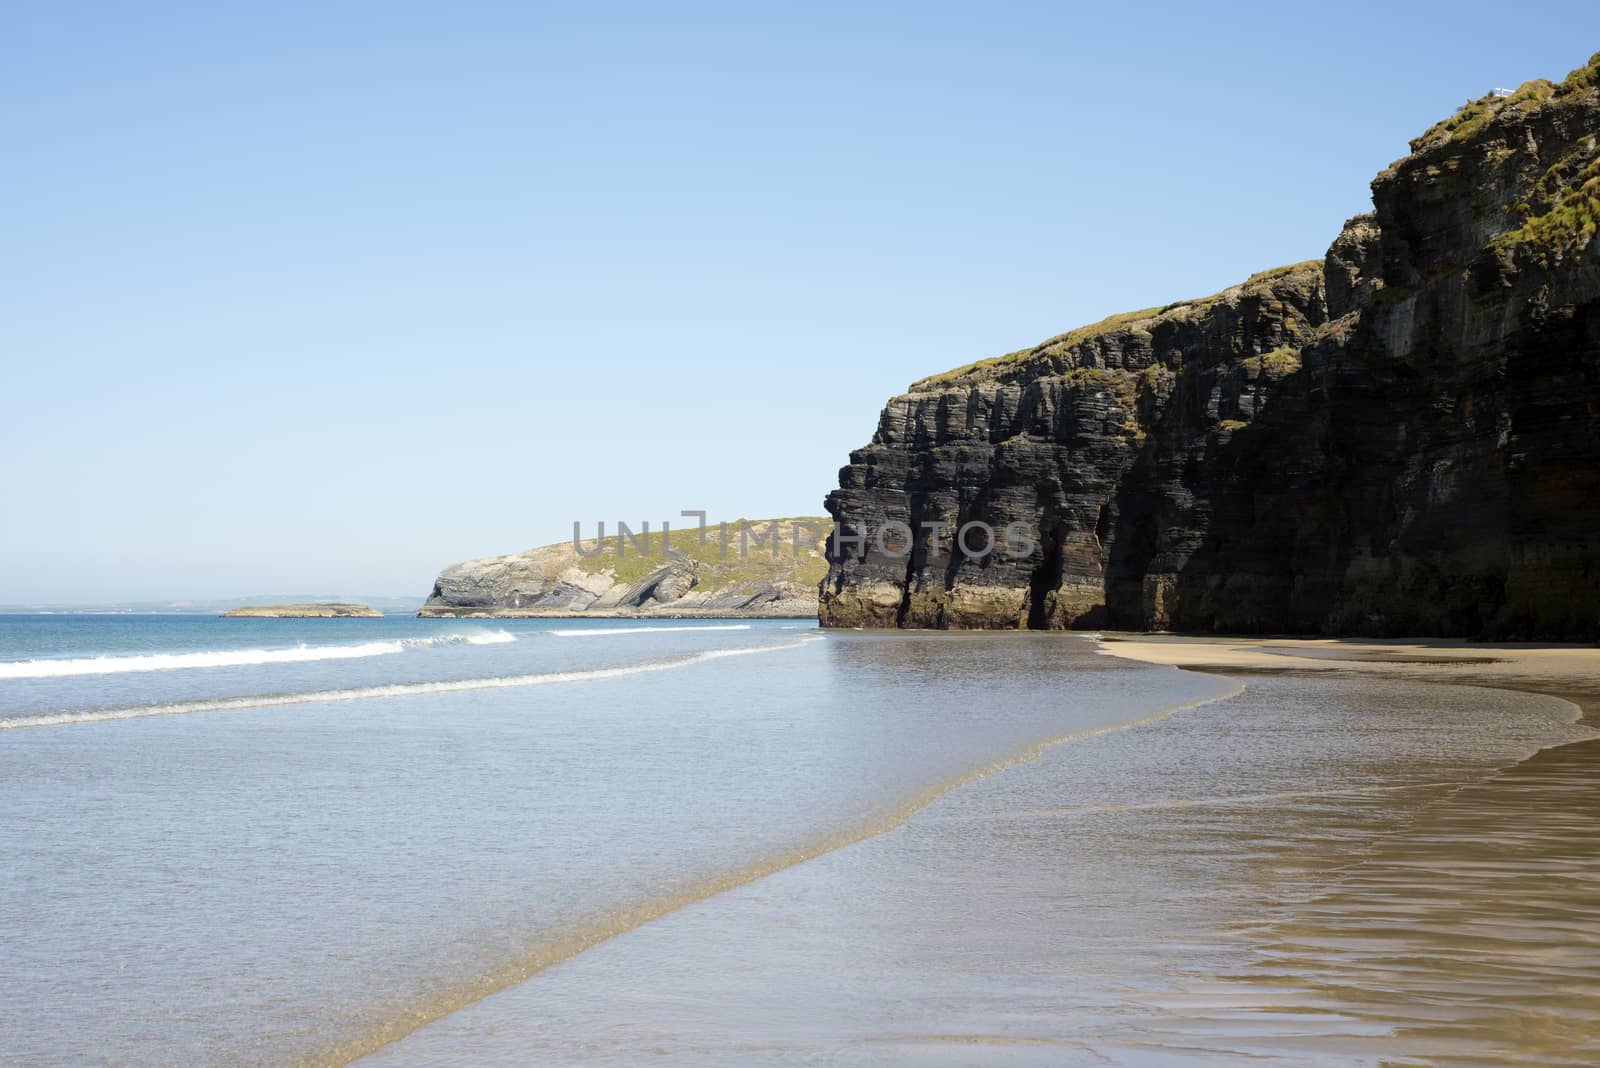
[
  {"left": 359, "top": 633, "right": 1600, "bottom": 1066},
  {"left": 1086, "top": 637, "right": 1600, "bottom": 1065},
  {"left": 414, "top": 607, "right": 818, "bottom": 620},
  {"left": 1096, "top": 632, "right": 1600, "bottom": 724}
]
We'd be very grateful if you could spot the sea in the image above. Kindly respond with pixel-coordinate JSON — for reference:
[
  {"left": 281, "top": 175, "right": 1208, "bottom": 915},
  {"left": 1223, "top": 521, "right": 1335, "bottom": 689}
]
[{"left": 1, "top": 615, "right": 1595, "bottom": 1066}]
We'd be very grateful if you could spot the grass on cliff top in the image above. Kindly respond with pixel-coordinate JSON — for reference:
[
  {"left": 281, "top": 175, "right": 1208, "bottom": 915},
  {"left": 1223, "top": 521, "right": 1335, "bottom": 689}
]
[
  {"left": 1560, "top": 50, "right": 1600, "bottom": 92},
  {"left": 570, "top": 516, "right": 833, "bottom": 591},
  {"left": 1242, "top": 260, "right": 1322, "bottom": 285},
  {"left": 908, "top": 261, "right": 1320, "bottom": 392},
  {"left": 909, "top": 307, "right": 1159, "bottom": 391},
  {"left": 1412, "top": 77, "right": 1561, "bottom": 151},
  {"left": 1387, "top": 52, "right": 1598, "bottom": 179},
  {"left": 1417, "top": 47, "right": 1599, "bottom": 146}
]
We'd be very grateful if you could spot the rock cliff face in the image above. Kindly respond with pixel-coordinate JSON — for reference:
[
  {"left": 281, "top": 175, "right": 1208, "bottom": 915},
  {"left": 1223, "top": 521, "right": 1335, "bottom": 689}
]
[
  {"left": 821, "top": 55, "right": 1600, "bottom": 640},
  {"left": 422, "top": 518, "right": 830, "bottom": 618}
]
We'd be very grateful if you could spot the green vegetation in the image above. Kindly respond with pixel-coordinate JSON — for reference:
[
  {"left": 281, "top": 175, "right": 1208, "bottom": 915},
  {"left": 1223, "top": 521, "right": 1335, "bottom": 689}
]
[
  {"left": 1387, "top": 61, "right": 1587, "bottom": 178},
  {"left": 1498, "top": 184, "right": 1600, "bottom": 255},
  {"left": 911, "top": 346, "right": 1038, "bottom": 390},
  {"left": 572, "top": 516, "right": 832, "bottom": 592},
  {"left": 1522, "top": 150, "right": 1598, "bottom": 210},
  {"left": 908, "top": 262, "right": 1320, "bottom": 393},
  {"left": 1417, "top": 78, "right": 1558, "bottom": 146},
  {"left": 1242, "top": 346, "right": 1302, "bottom": 376},
  {"left": 1493, "top": 154, "right": 1600, "bottom": 260},
  {"left": 1425, "top": 95, "right": 1495, "bottom": 142},
  {"left": 1560, "top": 51, "right": 1600, "bottom": 92},
  {"left": 1243, "top": 260, "right": 1322, "bottom": 286},
  {"left": 1508, "top": 78, "right": 1556, "bottom": 105},
  {"left": 909, "top": 306, "right": 1168, "bottom": 390},
  {"left": 1052, "top": 306, "right": 1166, "bottom": 348},
  {"left": 1060, "top": 366, "right": 1115, "bottom": 386}
]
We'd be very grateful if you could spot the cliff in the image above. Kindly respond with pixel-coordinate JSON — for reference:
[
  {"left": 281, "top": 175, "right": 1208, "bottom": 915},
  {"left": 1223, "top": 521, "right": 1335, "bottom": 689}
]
[
  {"left": 821, "top": 53, "right": 1600, "bottom": 640},
  {"left": 221, "top": 603, "right": 382, "bottom": 618},
  {"left": 421, "top": 517, "right": 831, "bottom": 618}
]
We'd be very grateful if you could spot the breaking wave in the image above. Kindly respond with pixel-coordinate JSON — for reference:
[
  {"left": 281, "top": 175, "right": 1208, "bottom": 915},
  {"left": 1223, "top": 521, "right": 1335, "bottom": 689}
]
[
  {"left": 0, "top": 631, "right": 517, "bottom": 680},
  {"left": 0, "top": 635, "right": 823, "bottom": 729},
  {"left": 549, "top": 624, "right": 752, "bottom": 637}
]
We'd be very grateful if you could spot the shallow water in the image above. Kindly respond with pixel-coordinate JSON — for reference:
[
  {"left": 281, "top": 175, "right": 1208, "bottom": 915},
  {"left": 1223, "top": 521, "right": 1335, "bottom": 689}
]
[
  {"left": 357, "top": 668, "right": 1598, "bottom": 1067},
  {"left": 0, "top": 618, "right": 1231, "bottom": 1066}
]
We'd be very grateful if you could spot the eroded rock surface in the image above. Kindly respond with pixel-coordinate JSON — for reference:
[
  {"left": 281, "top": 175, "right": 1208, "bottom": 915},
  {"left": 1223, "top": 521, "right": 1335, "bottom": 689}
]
[{"left": 822, "top": 57, "right": 1600, "bottom": 640}]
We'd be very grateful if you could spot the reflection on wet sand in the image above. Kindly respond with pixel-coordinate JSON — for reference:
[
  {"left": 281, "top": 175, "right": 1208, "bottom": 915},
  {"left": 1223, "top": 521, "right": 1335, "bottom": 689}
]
[
  {"left": 364, "top": 638, "right": 1600, "bottom": 1067},
  {"left": 1181, "top": 735, "right": 1600, "bottom": 1066},
  {"left": 1113, "top": 637, "right": 1600, "bottom": 1066}
]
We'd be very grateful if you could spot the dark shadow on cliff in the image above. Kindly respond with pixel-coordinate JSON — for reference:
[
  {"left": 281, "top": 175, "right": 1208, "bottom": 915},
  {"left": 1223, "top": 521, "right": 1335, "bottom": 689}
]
[{"left": 1025, "top": 521, "right": 1064, "bottom": 630}]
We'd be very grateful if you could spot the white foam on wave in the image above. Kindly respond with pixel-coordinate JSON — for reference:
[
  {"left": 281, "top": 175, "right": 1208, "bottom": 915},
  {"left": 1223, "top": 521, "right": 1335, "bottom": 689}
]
[
  {"left": 0, "top": 630, "right": 518, "bottom": 680},
  {"left": 0, "top": 635, "right": 824, "bottom": 729},
  {"left": 550, "top": 624, "right": 752, "bottom": 637},
  {"left": 458, "top": 630, "right": 518, "bottom": 645}
]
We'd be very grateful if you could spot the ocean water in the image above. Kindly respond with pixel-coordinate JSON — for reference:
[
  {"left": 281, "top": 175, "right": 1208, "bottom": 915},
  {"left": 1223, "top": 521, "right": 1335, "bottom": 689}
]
[
  {"left": 7, "top": 616, "right": 1597, "bottom": 1067},
  {"left": 0, "top": 615, "right": 1232, "bottom": 1066},
  {"left": 361, "top": 669, "right": 1600, "bottom": 1068}
]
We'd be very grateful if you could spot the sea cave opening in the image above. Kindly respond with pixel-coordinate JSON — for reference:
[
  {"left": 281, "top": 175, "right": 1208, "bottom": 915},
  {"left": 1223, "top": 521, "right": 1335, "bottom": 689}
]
[{"left": 1026, "top": 523, "right": 1064, "bottom": 630}]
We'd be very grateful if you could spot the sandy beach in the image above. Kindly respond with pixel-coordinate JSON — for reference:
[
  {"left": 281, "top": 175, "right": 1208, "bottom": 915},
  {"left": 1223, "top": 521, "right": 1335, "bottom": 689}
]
[{"left": 1100, "top": 634, "right": 1600, "bottom": 721}]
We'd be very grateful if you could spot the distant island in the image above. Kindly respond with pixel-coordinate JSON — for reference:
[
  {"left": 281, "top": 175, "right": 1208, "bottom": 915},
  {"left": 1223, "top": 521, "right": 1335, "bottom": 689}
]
[
  {"left": 221, "top": 603, "right": 382, "bottom": 618},
  {"left": 421, "top": 517, "right": 830, "bottom": 618}
]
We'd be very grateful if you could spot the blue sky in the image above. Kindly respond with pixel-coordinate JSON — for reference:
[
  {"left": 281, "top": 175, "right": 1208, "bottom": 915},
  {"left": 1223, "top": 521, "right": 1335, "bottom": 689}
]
[{"left": 4, "top": 2, "right": 1596, "bottom": 602}]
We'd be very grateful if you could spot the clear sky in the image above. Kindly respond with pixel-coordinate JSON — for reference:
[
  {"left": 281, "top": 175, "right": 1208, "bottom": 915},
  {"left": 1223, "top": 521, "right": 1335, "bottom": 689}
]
[{"left": 4, "top": 2, "right": 1596, "bottom": 603}]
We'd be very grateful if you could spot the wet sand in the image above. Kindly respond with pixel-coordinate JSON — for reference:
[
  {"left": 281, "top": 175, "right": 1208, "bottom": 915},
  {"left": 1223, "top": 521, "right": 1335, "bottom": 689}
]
[
  {"left": 1098, "top": 634, "right": 1600, "bottom": 720},
  {"left": 363, "top": 635, "right": 1600, "bottom": 1066},
  {"left": 1098, "top": 635, "right": 1600, "bottom": 1066}
]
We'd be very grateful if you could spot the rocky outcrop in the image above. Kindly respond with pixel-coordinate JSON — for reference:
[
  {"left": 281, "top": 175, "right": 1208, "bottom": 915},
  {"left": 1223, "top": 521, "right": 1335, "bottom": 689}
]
[
  {"left": 221, "top": 603, "right": 382, "bottom": 618},
  {"left": 821, "top": 54, "right": 1600, "bottom": 640},
  {"left": 421, "top": 518, "right": 831, "bottom": 618}
]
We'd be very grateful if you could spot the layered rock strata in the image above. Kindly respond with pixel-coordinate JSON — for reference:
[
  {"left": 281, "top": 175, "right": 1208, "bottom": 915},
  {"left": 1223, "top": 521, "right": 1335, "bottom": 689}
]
[{"left": 821, "top": 56, "right": 1600, "bottom": 640}]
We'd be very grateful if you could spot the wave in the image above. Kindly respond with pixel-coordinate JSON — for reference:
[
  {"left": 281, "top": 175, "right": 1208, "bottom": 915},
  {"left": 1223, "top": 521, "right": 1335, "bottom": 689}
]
[
  {"left": 549, "top": 624, "right": 752, "bottom": 637},
  {"left": 452, "top": 630, "right": 518, "bottom": 646},
  {"left": 0, "top": 635, "right": 823, "bottom": 729},
  {"left": 0, "top": 630, "right": 517, "bottom": 680}
]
